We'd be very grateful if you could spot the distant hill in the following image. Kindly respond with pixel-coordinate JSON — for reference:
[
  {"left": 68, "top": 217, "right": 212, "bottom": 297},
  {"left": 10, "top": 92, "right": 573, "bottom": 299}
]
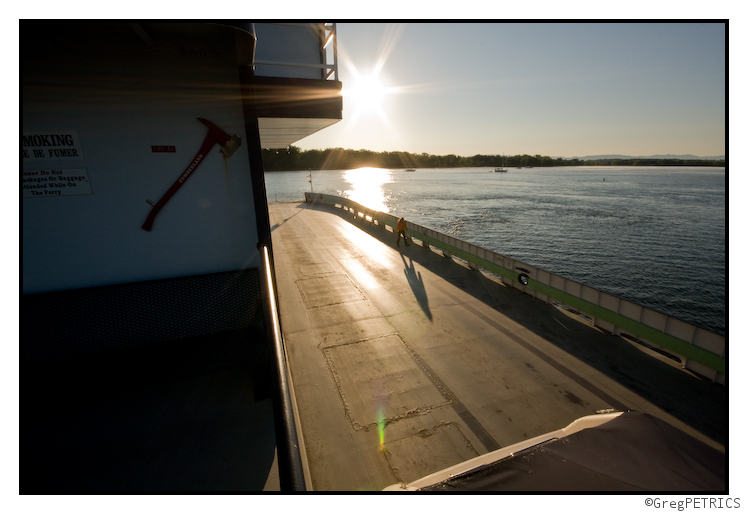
[{"left": 570, "top": 154, "right": 725, "bottom": 161}]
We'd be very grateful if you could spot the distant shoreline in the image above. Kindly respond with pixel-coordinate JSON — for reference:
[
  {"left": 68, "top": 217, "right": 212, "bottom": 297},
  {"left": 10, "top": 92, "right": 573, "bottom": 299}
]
[
  {"left": 265, "top": 163, "right": 726, "bottom": 172},
  {"left": 261, "top": 146, "right": 725, "bottom": 171}
]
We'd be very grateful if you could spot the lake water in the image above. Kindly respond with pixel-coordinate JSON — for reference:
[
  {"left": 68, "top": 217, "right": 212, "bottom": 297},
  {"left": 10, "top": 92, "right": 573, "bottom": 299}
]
[{"left": 264, "top": 167, "right": 726, "bottom": 336}]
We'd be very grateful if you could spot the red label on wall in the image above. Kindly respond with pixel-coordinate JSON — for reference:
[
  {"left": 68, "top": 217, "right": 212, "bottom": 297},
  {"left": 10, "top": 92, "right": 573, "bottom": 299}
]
[{"left": 151, "top": 146, "right": 176, "bottom": 152}]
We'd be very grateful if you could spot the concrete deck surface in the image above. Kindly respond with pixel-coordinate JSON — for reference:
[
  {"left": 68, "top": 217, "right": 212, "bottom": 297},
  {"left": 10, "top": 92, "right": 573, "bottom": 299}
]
[{"left": 269, "top": 201, "right": 725, "bottom": 491}]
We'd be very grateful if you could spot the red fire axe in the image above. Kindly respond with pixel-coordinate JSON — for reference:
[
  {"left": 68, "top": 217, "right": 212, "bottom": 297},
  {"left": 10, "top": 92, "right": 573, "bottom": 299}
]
[{"left": 141, "top": 118, "right": 241, "bottom": 231}]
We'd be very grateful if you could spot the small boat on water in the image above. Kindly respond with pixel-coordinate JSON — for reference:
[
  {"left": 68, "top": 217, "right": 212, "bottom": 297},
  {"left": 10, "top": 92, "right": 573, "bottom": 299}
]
[
  {"left": 493, "top": 154, "right": 508, "bottom": 172},
  {"left": 404, "top": 168, "right": 416, "bottom": 172}
]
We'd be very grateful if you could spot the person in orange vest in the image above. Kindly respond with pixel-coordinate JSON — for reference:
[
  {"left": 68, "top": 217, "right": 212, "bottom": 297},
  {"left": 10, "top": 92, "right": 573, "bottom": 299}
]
[{"left": 396, "top": 217, "right": 409, "bottom": 247}]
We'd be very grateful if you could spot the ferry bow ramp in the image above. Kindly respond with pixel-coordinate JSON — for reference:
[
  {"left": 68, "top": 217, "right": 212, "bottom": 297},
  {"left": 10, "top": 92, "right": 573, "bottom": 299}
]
[{"left": 268, "top": 201, "right": 725, "bottom": 491}]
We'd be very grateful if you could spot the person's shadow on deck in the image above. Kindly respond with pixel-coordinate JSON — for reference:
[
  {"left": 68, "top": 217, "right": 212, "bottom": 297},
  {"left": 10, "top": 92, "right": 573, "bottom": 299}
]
[{"left": 401, "top": 253, "right": 432, "bottom": 321}]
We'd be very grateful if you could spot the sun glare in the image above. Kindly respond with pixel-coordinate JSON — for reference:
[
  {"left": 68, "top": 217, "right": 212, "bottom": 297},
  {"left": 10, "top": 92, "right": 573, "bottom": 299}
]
[
  {"left": 345, "top": 74, "right": 389, "bottom": 114},
  {"left": 334, "top": 24, "right": 407, "bottom": 145}
]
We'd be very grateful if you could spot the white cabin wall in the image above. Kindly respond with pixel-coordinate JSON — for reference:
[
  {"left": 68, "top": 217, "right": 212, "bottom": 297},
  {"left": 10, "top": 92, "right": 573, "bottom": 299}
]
[{"left": 22, "top": 34, "right": 259, "bottom": 294}]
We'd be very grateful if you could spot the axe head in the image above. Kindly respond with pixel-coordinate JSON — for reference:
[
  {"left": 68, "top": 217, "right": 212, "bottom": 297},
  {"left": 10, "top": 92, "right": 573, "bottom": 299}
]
[
  {"left": 220, "top": 135, "right": 242, "bottom": 158},
  {"left": 197, "top": 118, "right": 241, "bottom": 157}
]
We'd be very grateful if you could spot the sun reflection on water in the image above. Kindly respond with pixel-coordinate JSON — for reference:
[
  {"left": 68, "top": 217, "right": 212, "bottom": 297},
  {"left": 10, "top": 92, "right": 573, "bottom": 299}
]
[{"left": 342, "top": 167, "right": 392, "bottom": 213}]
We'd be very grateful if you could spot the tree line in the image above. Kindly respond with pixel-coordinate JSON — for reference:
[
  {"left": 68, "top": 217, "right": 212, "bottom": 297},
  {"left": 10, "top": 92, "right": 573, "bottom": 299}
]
[{"left": 261, "top": 146, "right": 725, "bottom": 171}]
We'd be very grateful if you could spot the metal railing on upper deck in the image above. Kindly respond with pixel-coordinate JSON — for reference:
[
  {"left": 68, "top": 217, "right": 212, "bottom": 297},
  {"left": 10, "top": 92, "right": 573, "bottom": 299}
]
[
  {"left": 253, "top": 23, "right": 338, "bottom": 81},
  {"left": 304, "top": 192, "right": 726, "bottom": 385}
]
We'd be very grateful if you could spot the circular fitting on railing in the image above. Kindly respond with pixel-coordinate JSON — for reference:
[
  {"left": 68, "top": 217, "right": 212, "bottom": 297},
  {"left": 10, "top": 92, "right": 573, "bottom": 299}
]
[{"left": 518, "top": 273, "right": 529, "bottom": 286}]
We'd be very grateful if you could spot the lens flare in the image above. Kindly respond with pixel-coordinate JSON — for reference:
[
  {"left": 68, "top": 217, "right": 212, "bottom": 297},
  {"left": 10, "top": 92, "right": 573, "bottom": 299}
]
[{"left": 377, "top": 407, "right": 386, "bottom": 450}]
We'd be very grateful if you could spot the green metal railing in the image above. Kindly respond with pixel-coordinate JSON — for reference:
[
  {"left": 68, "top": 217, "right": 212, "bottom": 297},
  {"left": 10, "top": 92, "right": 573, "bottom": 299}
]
[{"left": 305, "top": 192, "right": 725, "bottom": 384}]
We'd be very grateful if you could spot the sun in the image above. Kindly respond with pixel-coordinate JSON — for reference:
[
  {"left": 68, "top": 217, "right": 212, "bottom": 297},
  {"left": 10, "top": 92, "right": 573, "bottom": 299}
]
[
  {"left": 338, "top": 67, "right": 403, "bottom": 146},
  {"left": 345, "top": 74, "right": 389, "bottom": 115}
]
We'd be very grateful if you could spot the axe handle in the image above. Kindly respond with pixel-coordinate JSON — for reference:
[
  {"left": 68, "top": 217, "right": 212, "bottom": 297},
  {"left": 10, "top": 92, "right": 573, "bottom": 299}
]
[{"left": 142, "top": 136, "right": 217, "bottom": 231}]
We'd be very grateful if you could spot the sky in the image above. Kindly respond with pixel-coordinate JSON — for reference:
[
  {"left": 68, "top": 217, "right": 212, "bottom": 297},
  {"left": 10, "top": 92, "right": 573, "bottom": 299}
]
[{"left": 296, "top": 22, "right": 726, "bottom": 158}]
